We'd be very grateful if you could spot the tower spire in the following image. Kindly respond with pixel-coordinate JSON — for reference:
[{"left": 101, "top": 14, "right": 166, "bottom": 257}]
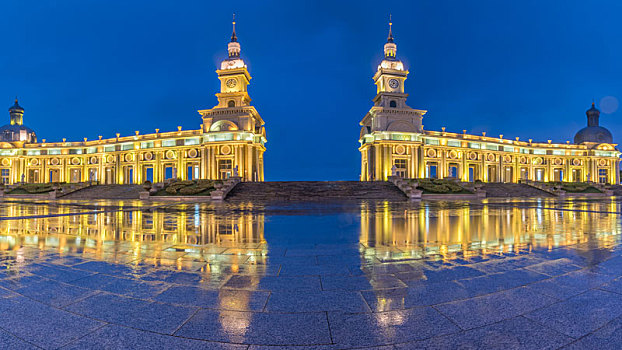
[
  {"left": 231, "top": 13, "right": 237, "bottom": 42},
  {"left": 387, "top": 14, "right": 394, "bottom": 43}
]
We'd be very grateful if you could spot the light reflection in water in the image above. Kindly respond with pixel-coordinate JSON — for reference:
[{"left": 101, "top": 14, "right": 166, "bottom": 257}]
[
  {"left": 360, "top": 199, "right": 622, "bottom": 262},
  {"left": 1, "top": 199, "right": 621, "bottom": 342}
]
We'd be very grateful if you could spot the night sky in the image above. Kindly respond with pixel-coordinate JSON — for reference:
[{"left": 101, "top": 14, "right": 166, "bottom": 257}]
[{"left": 2, "top": 0, "right": 621, "bottom": 180}]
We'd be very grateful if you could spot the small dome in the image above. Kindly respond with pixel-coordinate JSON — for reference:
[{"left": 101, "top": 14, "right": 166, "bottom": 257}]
[
  {"left": 574, "top": 126, "right": 613, "bottom": 144},
  {"left": 0, "top": 124, "right": 36, "bottom": 143}
]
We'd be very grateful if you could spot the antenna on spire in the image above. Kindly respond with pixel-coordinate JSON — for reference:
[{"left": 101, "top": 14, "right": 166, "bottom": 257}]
[
  {"left": 387, "top": 14, "right": 394, "bottom": 43},
  {"left": 231, "top": 13, "right": 238, "bottom": 42}
]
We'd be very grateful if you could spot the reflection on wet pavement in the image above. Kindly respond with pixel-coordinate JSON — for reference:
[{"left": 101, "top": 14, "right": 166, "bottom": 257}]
[{"left": 0, "top": 198, "right": 621, "bottom": 348}]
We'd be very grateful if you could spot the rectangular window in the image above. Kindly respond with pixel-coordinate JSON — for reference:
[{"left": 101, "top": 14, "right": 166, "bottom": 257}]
[
  {"left": 121, "top": 143, "right": 134, "bottom": 151},
  {"left": 104, "top": 146, "right": 115, "bottom": 152},
  {"left": 447, "top": 140, "right": 461, "bottom": 147},
  {"left": 86, "top": 147, "right": 98, "bottom": 154},
  {"left": 599, "top": 169, "right": 608, "bottom": 183},
  {"left": 448, "top": 165, "right": 458, "bottom": 178},
  {"left": 552, "top": 150, "right": 565, "bottom": 155},
  {"left": 486, "top": 144, "right": 498, "bottom": 151},
  {"left": 424, "top": 138, "right": 439, "bottom": 145},
  {"left": 69, "top": 149, "right": 83, "bottom": 155},
  {"left": 0, "top": 169, "right": 9, "bottom": 184},
  {"left": 184, "top": 138, "right": 200, "bottom": 146},
  {"left": 48, "top": 149, "right": 61, "bottom": 155},
  {"left": 162, "top": 140, "right": 176, "bottom": 147},
  {"left": 26, "top": 150, "right": 40, "bottom": 156},
  {"left": 218, "top": 159, "right": 233, "bottom": 179},
  {"left": 393, "top": 159, "right": 407, "bottom": 178},
  {"left": 533, "top": 149, "right": 546, "bottom": 155},
  {"left": 140, "top": 142, "right": 154, "bottom": 149},
  {"left": 503, "top": 146, "right": 515, "bottom": 152},
  {"left": 520, "top": 148, "right": 529, "bottom": 154},
  {"left": 468, "top": 142, "right": 481, "bottom": 149},
  {"left": 164, "top": 166, "right": 176, "bottom": 180}
]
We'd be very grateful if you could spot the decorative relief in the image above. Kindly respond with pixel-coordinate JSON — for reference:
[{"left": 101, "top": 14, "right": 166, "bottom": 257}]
[
  {"left": 50, "top": 158, "right": 60, "bottom": 166},
  {"left": 486, "top": 153, "right": 495, "bottom": 162},
  {"left": 221, "top": 145, "right": 231, "bottom": 155},
  {"left": 519, "top": 156, "right": 527, "bottom": 164},
  {"left": 599, "top": 159, "right": 607, "bottom": 166},
  {"left": 165, "top": 150, "right": 176, "bottom": 159},
  {"left": 188, "top": 149, "right": 198, "bottom": 158},
  {"left": 533, "top": 157, "right": 543, "bottom": 165},
  {"left": 395, "top": 145, "right": 405, "bottom": 155},
  {"left": 503, "top": 155, "right": 512, "bottom": 163},
  {"left": 572, "top": 159, "right": 581, "bottom": 166},
  {"left": 124, "top": 153, "right": 133, "bottom": 162},
  {"left": 554, "top": 158, "right": 562, "bottom": 166},
  {"left": 90, "top": 156, "right": 98, "bottom": 164},
  {"left": 106, "top": 155, "right": 114, "bottom": 163},
  {"left": 468, "top": 152, "right": 478, "bottom": 161},
  {"left": 143, "top": 152, "right": 153, "bottom": 161},
  {"left": 30, "top": 159, "right": 39, "bottom": 166},
  {"left": 71, "top": 157, "right": 80, "bottom": 165},
  {"left": 426, "top": 149, "right": 437, "bottom": 158},
  {"left": 1, "top": 158, "right": 9, "bottom": 166}
]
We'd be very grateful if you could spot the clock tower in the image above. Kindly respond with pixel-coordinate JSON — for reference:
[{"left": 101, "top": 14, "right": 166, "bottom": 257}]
[
  {"left": 360, "top": 19, "right": 425, "bottom": 135},
  {"left": 198, "top": 17, "right": 266, "bottom": 182},
  {"left": 359, "top": 19, "right": 426, "bottom": 181}
]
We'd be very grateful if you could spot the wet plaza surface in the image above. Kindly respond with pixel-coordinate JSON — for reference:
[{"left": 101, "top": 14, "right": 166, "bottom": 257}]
[{"left": 1, "top": 198, "right": 622, "bottom": 349}]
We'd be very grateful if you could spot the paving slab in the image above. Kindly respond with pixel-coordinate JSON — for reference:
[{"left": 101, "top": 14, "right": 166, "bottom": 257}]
[
  {"left": 175, "top": 309, "right": 332, "bottom": 345},
  {"left": 525, "top": 289, "right": 622, "bottom": 338},
  {"left": 64, "top": 292, "right": 197, "bottom": 334},
  {"left": 396, "top": 316, "right": 572, "bottom": 350}
]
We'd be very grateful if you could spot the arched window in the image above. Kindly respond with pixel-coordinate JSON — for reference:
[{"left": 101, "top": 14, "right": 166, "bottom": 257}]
[
  {"left": 227, "top": 100, "right": 235, "bottom": 107},
  {"left": 389, "top": 100, "right": 397, "bottom": 108}
]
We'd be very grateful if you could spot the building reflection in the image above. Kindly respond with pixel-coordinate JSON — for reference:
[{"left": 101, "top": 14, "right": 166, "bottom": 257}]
[
  {"left": 360, "top": 199, "right": 622, "bottom": 261},
  {"left": 0, "top": 203, "right": 265, "bottom": 267}
]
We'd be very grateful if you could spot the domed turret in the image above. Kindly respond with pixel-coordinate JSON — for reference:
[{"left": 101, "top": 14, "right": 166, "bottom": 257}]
[
  {"left": 221, "top": 14, "right": 245, "bottom": 70},
  {"left": 0, "top": 98, "right": 37, "bottom": 143},
  {"left": 574, "top": 102, "right": 613, "bottom": 144},
  {"left": 378, "top": 16, "right": 404, "bottom": 71}
]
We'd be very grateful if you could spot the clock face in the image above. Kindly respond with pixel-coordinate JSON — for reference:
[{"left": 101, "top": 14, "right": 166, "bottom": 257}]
[
  {"left": 226, "top": 79, "right": 237, "bottom": 88},
  {"left": 388, "top": 79, "right": 400, "bottom": 89}
]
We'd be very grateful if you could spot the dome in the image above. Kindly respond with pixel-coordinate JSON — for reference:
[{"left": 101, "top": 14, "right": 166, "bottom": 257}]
[
  {"left": 574, "top": 126, "right": 613, "bottom": 144},
  {"left": 574, "top": 102, "right": 613, "bottom": 144},
  {"left": 0, "top": 124, "right": 36, "bottom": 143}
]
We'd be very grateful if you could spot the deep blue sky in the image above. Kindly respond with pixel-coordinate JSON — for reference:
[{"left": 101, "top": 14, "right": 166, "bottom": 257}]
[{"left": 2, "top": 1, "right": 622, "bottom": 180}]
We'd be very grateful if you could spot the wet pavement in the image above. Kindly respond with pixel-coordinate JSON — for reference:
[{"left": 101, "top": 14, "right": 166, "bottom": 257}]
[{"left": 0, "top": 198, "right": 621, "bottom": 349}]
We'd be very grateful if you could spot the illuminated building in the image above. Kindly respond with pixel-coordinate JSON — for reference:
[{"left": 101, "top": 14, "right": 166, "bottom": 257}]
[
  {"left": 0, "top": 20, "right": 266, "bottom": 185},
  {"left": 359, "top": 21, "right": 620, "bottom": 184}
]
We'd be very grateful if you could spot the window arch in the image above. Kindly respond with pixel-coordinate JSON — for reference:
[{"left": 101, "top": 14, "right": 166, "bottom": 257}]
[
  {"left": 389, "top": 100, "right": 397, "bottom": 108},
  {"left": 227, "top": 100, "right": 235, "bottom": 107}
]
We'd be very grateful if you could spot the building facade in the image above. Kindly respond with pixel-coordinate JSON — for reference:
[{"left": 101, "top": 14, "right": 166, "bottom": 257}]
[
  {"left": 359, "top": 23, "right": 621, "bottom": 184},
  {"left": 0, "top": 22, "right": 266, "bottom": 185}
]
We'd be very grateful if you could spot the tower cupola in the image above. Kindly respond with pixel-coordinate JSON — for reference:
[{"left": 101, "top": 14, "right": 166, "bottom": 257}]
[
  {"left": 384, "top": 17, "right": 397, "bottom": 59},
  {"left": 9, "top": 98, "right": 24, "bottom": 126},
  {"left": 227, "top": 14, "right": 241, "bottom": 59}
]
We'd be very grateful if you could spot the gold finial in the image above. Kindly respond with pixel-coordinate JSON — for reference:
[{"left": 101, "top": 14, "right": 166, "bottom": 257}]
[{"left": 231, "top": 13, "right": 237, "bottom": 42}]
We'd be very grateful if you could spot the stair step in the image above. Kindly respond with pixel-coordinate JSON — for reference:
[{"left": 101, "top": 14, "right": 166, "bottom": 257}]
[{"left": 226, "top": 181, "right": 406, "bottom": 201}]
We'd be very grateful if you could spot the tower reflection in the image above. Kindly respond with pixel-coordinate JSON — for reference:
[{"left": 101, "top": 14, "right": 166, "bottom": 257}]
[{"left": 360, "top": 199, "right": 622, "bottom": 261}]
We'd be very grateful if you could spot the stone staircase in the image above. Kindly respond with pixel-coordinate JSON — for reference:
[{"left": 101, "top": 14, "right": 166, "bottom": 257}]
[
  {"left": 226, "top": 181, "right": 407, "bottom": 202},
  {"left": 60, "top": 185, "right": 144, "bottom": 200},
  {"left": 481, "top": 183, "right": 553, "bottom": 198}
]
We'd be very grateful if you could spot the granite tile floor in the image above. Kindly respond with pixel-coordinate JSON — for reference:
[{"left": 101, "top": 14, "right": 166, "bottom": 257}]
[{"left": 0, "top": 198, "right": 622, "bottom": 349}]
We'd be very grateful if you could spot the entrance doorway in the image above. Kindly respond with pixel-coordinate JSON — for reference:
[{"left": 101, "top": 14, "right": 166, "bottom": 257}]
[
  {"left": 487, "top": 166, "right": 497, "bottom": 182},
  {"left": 49, "top": 169, "right": 60, "bottom": 183},
  {"left": 105, "top": 168, "right": 115, "bottom": 184},
  {"left": 503, "top": 167, "right": 513, "bottom": 183},
  {"left": 70, "top": 169, "right": 81, "bottom": 183},
  {"left": 144, "top": 167, "right": 154, "bottom": 183},
  {"left": 124, "top": 166, "right": 134, "bottom": 184},
  {"left": 218, "top": 159, "right": 232, "bottom": 179},
  {"left": 28, "top": 169, "right": 39, "bottom": 183},
  {"left": 571, "top": 169, "right": 581, "bottom": 182}
]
